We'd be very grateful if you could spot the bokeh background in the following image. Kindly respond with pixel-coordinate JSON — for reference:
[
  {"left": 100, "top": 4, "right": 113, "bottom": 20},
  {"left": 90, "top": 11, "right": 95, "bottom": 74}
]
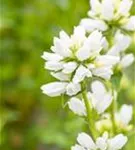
[{"left": 0, "top": 0, "right": 135, "bottom": 150}]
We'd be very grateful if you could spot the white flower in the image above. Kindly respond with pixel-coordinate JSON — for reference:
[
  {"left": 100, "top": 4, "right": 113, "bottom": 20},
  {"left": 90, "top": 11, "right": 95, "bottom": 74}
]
[
  {"left": 120, "top": 53, "right": 134, "bottom": 68},
  {"left": 42, "top": 27, "right": 107, "bottom": 89},
  {"left": 108, "top": 134, "right": 128, "bottom": 150},
  {"left": 77, "top": 132, "right": 97, "bottom": 149},
  {"left": 107, "top": 31, "right": 131, "bottom": 56},
  {"left": 76, "top": 30, "right": 103, "bottom": 61},
  {"left": 115, "top": 104, "right": 133, "bottom": 127},
  {"left": 51, "top": 33, "right": 71, "bottom": 58},
  {"left": 68, "top": 97, "right": 86, "bottom": 116},
  {"left": 73, "top": 65, "right": 92, "bottom": 83},
  {"left": 41, "top": 82, "right": 81, "bottom": 97},
  {"left": 88, "top": 81, "right": 113, "bottom": 114},
  {"left": 89, "top": 55, "right": 119, "bottom": 80},
  {"left": 80, "top": 0, "right": 134, "bottom": 32},
  {"left": 41, "top": 82, "right": 68, "bottom": 97},
  {"left": 72, "top": 132, "right": 128, "bottom": 150},
  {"left": 92, "top": 66, "right": 113, "bottom": 80},
  {"left": 80, "top": 18, "right": 108, "bottom": 32}
]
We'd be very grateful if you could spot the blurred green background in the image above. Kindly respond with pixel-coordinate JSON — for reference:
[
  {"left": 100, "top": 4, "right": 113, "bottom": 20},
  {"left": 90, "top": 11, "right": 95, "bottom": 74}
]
[{"left": 0, "top": 0, "right": 135, "bottom": 150}]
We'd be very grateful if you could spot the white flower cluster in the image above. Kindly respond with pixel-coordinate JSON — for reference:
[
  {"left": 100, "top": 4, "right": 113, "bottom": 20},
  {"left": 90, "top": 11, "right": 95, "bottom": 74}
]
[
  {"left": 41, "top": 0, "right": 134, "bottom": 149},
  {"left": 72, "top": 132, "right": 127, "bottom": 150},
  {"left": 80, "top": 0, "right": 135, "bottom": 32},
  {"left": 41, "top": 27, "right": 120, "bottom": 97}
]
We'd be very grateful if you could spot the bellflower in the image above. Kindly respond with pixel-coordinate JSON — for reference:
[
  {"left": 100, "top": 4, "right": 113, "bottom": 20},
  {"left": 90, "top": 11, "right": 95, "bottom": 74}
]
[
  {"left": 71, "top": 132, "right": 128, "bottom": 150},
  {"left": 80, "top": 0, "right": 135, "bottom": 32}
]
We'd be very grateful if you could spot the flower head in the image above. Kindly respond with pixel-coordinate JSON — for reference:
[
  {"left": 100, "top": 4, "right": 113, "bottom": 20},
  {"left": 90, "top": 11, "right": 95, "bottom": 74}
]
[
  {"left": 41, "top": 26, "right": 120, "bottom": 97},
  {"left": 80, "top": 0, "right": 135, "bottom": 32},
  {"left": 71, "top": 132, "right": 128, "bottom": 150}
]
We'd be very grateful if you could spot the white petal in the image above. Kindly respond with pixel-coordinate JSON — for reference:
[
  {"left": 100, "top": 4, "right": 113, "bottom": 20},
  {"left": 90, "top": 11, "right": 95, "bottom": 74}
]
[
  {"left": 90, "top": 81, "right": 113, "bottom": 114},
  {"left": 71, "top": 144, "right": 85, "bottom": 150},
  {"left": 90, "top": 0, "right": 101, "bottom": 15},
  {"left": 120, "top": 53, "right": 134, "bottom": 68},
  {"left": 41, "top": 52, "right": 63, "bottom": 61},
  {"left": 71, "top": 26, "right": 86, "bottom": 46},
  {"left": 95, "top": 93, "right": 112, "bottom": 114},
  {"left": 118, "top": 0, "right": 132, "bottom": 16},
  {"left": 45, "top": 61, "right": 64, "bottom": 71},
  {"left": 77, "top": 132, "right": 96, "bottom": 149},
  {"left": 41, "top": 82, "right": 68, "bottom": 97},
  {"left": 51, "top": 72, "right": 70, "bottom": 81},
  {"left": 91, "top": 80, "right": 106, "bottom": 94},
  {"left": 59, "top": 30, "right": 70, "bottom": 43},
  {"left": 108, "top": 134, "right": 128, "bottom": 150},
  {"left": 87, "top": 30, "right": 103, "bottom": 52},
  {"left": 62, "top": 62, "right": 78, "bottom": 74},
  {"left": 68, "top": 97, "right": 86, "bottom": 116},
  {"left": 80, "top": 18, "right": 108, "bottom": 32},
  {"left": 95, "top": 55, "right": 120, "bottom": 67},
  {"left": 101, "top": 0, "right": 114, "bottom": 21},
  {"left": 76, "top": 45, "right": 91, "bottom": 61},
  {"left": 52, "top": 37, "right": 71, "bottom": 57},
  {"left": 73, "top": 65, "right": 92, "bottom": 83},
  {"left": 114, "top": 31, "right": 131, "bottom": 52},
  {"left": 92, "top": 67, "right": 113, "bottom": 80},
  {"left": 122, "top": 16, "right": 135, "bottom": 31},
  {"left": 107, "top": 45, "right": 120, "bottom": 56},
  {"left": 66, "top": 82, "right": 81, "bottom": 96},
  {"left": 119, "top": 104, "right": 133, "bottom": 125}
]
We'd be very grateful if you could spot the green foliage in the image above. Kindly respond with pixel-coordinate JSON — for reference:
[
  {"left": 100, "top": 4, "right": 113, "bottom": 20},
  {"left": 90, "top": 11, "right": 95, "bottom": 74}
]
[{"left": 0, "top": 0, "right": 135, "bottom": 150}]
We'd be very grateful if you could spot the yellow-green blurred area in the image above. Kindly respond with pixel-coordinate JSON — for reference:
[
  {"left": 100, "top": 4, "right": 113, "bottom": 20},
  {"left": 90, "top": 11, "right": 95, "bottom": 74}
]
[{"left": 0, "top": 0, "right": 135, "bottom": 150}]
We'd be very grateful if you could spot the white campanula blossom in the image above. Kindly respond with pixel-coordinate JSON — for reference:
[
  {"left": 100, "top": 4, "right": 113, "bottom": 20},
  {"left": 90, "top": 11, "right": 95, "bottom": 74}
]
[
  {"left": 41, "top": 26, "right": 120, "bottom": 97},
  {"left": 71, "top": 132, "right": 128, "bottom": 150},
  {"left": 80, "top": 0, "right": 135, "bottom": 32},
  {"left": 68, "top": 81, "right": 112, "bottom": 115}
]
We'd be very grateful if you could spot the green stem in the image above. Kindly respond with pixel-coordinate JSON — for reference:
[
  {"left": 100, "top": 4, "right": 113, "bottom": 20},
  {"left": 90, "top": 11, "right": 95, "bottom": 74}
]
[
  {"left": 81, "top": 82, "right": 96, "bottom": 140},
  {"left": 111, "top": 92, "right": 117, "bottom": 135}
]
